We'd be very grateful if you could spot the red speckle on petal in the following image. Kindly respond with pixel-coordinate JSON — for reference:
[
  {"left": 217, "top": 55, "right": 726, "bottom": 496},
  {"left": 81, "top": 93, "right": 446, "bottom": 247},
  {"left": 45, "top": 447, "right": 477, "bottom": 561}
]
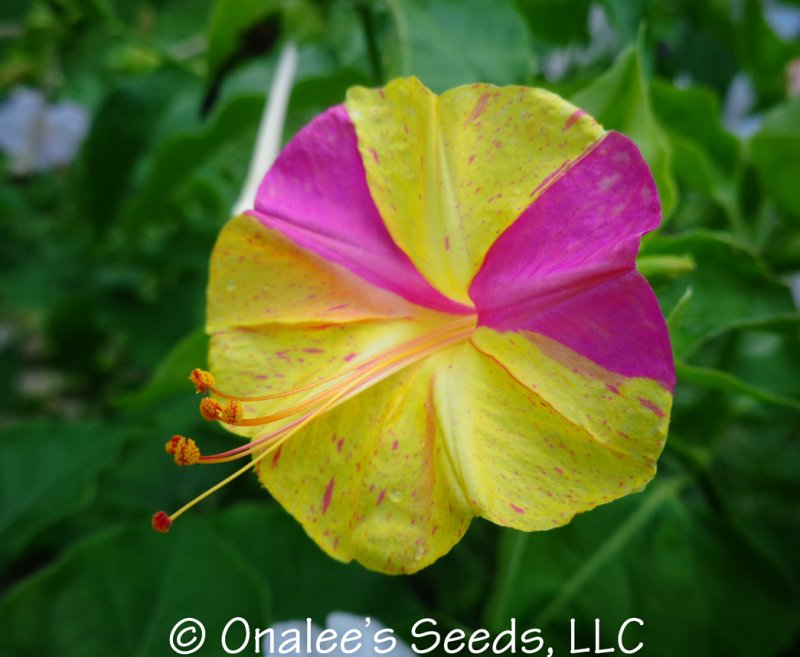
[
  {"left": 392, "top": 440, "right": 399, "bottom": 451},
  {"left": 344, "top": 353, "right": 357, "bottom": 362},
  {"left": 303, "top": 348, "right": 324, "bottom": 354},
  {"left": 606, "top": 383, "right": 620, "bottom": 395},
  {"left": 510, "top": 503, "right": 525, "bottom": 514},
  {"left": 466, "top": 92, "right": 491, "bottom": 124},
  {"left": 377, "top": 488, "right": 386, "bottom": 506},
  {"left": 554, "top": 467, "right": 564, "bottom": 475},
  {"left": 271, "top": 445, "right": 283, "bottom": 469},
  {"left": 337, "top": 438, "right": 344, "bottom": 454},
  {"left": 562, "top": 108, "right": 586, "bottom": 132},
  {"left": 638, "top": 397, "right": 665, "bottom": 417},
  {"left": 370, "top": 148, "right": 380, "bottom": 164},
  {"left": 322, "top": 477, "right": 335, "bottom": 514}
]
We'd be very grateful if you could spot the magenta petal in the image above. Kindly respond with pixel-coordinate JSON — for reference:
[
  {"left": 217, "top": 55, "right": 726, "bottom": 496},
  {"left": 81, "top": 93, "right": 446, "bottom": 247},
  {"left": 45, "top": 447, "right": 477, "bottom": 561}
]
[
  {"left": 484, "top": 271, "right": 675, "bottom": 390},
  {"left": 250, "top": 105, "right": 471, "bottom": 315},
  {"left": 471, "top": 131, "right": 674, "bottom": 389}
]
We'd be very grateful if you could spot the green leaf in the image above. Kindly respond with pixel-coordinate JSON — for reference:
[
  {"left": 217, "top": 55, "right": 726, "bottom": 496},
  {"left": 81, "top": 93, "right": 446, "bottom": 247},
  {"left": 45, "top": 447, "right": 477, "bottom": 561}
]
[
  {"left": 749, "top": 95, "right": 800, "bottom": 221},
  {"left": 0, "top": 421, "right": 119, "bottom": 569},
  {"left": 711, "top": 414, "right": 800, "bottom": 581},
  {"left": 651, "top": 79, "right": 742, "bottom": 230},
  {"left": 284, "top": 67, "right": 371, "bottom": 138},
  {"left": 116, "top": 330, "right": 208, "bottom": 409},
  {"left": 0, "top": 519, "right": 271, "bottom": 657},
  {"left": 147, "top": 0, "right": 213, "bottom": 52},
  {"left": 512, "top": 0, "right": 592, "bottom": 48},
  {"left": 382, "top": 0, "right": 531, "bottom": 92},
  {"left": 206, "top": 0, "right": 282, "bottom": 79},
  {"left": 571, "top": 40, "right": 677, "bottom": 217},
  {"left": 75, "top": 67, "right": 203, "bottom": 224},
  {"left": 486, "top": 477, "right": 799, "bottom": 657},
  {"left": 121, "top": 93, "right": 263, "bottom": 228},
  {"left": 641, "top": 231, "right": 796, "bottom": 358},
  {"left": 676, "top": 361, "right": 800, "bottom": 411},
  {"left": 597, "top": 0, "right": 648, "bottom": 44},
  {"left": 730, "top": 327, "right": 800, "bottom": 400},
  {"left": 735, "top": 0, "right": 800, "bottom": 103}
]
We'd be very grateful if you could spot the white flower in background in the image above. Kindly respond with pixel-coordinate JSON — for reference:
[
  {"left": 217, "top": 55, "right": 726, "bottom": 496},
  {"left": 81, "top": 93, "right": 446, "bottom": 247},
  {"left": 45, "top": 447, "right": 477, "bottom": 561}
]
[
  {"left": 763, "top": 0, "right": 800, "bottom": 41},
  {"left": 722, "top": 73, "right": 763, "bottom": 138},
  {"left": 263, "top": 612, "right": 415, "bottom": 657},
  {"left": 789, "top": 273, "right": 800, "bottom": 310},
  {"left": 0, "top": 87, "right": 89, "bottom": 175}
]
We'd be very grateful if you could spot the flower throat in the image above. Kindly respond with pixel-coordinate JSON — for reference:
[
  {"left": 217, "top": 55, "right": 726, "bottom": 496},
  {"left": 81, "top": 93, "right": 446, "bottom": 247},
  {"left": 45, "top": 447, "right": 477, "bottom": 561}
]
[{"left": 151, "top": 315, "right": 476, "bottom": 533}]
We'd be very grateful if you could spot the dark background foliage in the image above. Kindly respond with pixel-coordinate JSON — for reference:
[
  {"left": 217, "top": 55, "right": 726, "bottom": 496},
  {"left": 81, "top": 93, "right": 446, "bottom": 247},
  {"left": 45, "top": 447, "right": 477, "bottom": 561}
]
[{"left": 1, "top": 1, "right": 799, "bottom": 656}]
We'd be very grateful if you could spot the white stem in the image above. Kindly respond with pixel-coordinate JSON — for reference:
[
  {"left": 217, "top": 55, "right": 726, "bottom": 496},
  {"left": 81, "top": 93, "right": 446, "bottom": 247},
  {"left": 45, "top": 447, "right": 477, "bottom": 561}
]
[{"left": 231, "top": 41, "right": 299, "bottom": 216}]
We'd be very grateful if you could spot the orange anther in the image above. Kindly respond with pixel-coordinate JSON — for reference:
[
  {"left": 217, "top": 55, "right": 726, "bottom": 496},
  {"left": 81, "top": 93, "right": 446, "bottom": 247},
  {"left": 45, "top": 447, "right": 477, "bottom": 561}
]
[
  {"left": 221, "top": 399, "right": 243, "bottom": 424},
  {"left": 199, "top": 397, "right": 222, "bottom": 421},
  {"left": 165, "top": 435, "right": 201, "bottom": 466},
  {"left": 152, "top": 511, "right": 172, "bottom": 533},
  {"left": 189, "top": 368, "right": 215, "bottom": 394}
]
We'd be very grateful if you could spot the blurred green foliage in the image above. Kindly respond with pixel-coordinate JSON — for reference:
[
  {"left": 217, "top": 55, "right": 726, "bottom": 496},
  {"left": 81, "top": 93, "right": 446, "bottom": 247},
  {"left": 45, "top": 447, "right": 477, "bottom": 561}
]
[{"left": 1, "top": 1, "right": 799, "bottom": 656}]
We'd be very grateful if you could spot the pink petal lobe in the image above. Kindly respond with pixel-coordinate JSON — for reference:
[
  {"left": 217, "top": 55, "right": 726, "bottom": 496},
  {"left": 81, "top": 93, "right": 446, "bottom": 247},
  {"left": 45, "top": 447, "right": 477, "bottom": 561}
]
[
  {"left": 250, "top": 105, "right": 470, "bottom": 315},
  {"left": 471, "top": 131, "right": 674, "bottom": 389}
]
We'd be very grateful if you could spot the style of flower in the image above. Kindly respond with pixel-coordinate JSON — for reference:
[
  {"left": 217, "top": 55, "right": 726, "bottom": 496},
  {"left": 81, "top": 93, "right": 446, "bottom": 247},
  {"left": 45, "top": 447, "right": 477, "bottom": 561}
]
[{"left": 153, "top": 77, "right": 674, "bottom": 575}]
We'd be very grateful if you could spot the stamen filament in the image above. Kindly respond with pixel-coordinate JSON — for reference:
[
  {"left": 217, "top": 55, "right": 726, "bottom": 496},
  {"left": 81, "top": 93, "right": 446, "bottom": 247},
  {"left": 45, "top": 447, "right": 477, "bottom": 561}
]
[
  {"left": 156, "top": 315, "right": 476, "bottom": 531},
  {"left": 206, "top": 316, "right": 475, "bottom": 403},
  {"left": 200, "top": 316, "right": 476, "bottom": 462}
]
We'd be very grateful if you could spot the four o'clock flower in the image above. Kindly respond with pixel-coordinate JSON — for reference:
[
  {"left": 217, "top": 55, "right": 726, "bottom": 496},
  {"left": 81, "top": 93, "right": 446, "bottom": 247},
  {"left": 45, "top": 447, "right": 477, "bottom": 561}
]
[{"left": 153, "top": 77, "right": 674, "bottom": 575}]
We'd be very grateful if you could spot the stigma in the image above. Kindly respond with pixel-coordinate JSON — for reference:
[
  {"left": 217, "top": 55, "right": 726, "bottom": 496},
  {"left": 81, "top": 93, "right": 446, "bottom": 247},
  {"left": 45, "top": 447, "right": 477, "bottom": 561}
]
[{"left": 153, "top": 315, "right": 476, "bottom": 532}]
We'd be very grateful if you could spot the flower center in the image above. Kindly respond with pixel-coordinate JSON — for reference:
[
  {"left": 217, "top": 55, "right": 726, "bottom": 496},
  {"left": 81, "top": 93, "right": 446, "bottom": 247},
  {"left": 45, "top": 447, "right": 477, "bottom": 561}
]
[{"left": 152, "top": 314, "right": 477, "bottom": 532}]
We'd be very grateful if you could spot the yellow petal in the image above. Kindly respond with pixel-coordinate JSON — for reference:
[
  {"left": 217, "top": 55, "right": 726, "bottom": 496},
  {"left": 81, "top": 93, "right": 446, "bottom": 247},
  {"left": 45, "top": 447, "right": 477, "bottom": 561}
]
[
  {"left": 257, "top": 355, "right": 472, "bottom": 574},
  {"left": 207, "top": 214, "right": 453, "bottom": 439},
  {"left": 345, "top": 78, "right": 604, "bottom": 304},
  {"left": 210, "top": 319, "right": 445, "bottom": 440},
  {"left": 207, "top": 214, "right": 429, "bottom": 333},
  {"left": 433, "top": 331, "right": 671, "bottom": 530}
]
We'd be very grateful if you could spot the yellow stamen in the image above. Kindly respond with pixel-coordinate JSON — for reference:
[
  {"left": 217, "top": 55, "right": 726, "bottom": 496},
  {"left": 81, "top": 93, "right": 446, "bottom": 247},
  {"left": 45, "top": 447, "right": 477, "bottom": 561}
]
[
  {"left": 220, "top": 399, "right": 243, "bottom": 424},
  {"left": 190, "top": 368, "right": 215, "bottom": 394},
  {"left": 199, "top": 397, "right": 222, "bottom": 421},
  {"left": 165, "top": 435, "right": 201, "bottom": 466}
]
